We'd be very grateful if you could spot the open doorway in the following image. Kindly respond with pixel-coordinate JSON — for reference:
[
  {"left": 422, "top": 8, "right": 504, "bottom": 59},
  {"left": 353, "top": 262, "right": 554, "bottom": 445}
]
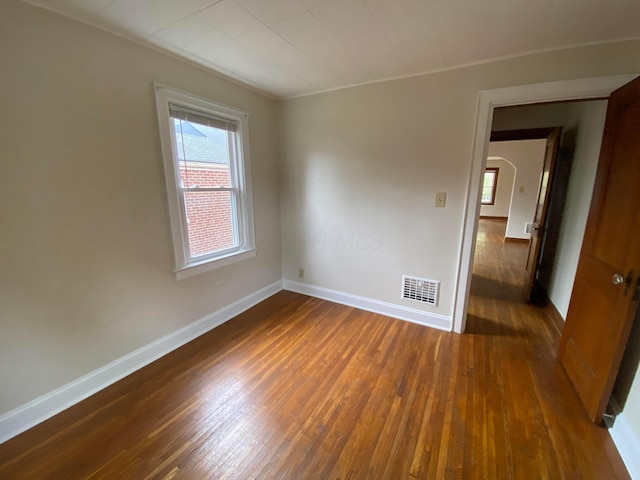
[
  {"left": 453, "top": 74, "right": 636, "bottom": 335},
  {"left": 468, "top": 92, "right": 640, "bottom": 430},
  {"left": 470, "top": 133, "right": 550, "bottom": 315},
  {"left": 469, "top": 100, "right": 607, "bottom": 322},
  {"left": 488, "top": 102, "right": 605, "bottom": 312},
  {"left": 454, "top": 75, "right": 640, "bottom": 476}
]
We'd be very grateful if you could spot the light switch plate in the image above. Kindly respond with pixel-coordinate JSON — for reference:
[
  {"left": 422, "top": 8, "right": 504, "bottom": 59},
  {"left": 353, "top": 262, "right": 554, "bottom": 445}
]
[{"left": 435, "top": 192, "right": 446, "bottom": 207}]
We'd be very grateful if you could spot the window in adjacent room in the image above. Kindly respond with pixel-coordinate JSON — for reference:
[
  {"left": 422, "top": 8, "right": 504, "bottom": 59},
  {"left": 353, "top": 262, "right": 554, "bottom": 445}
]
[
  {"left": 481, "top": 167, "right": 499, "bottom": 205},
  {"left": 155, "top": 85, "right": 255, "bottom": 279}
]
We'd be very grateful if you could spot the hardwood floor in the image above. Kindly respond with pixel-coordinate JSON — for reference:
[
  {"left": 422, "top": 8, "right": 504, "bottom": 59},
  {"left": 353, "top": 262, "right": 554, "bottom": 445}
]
[{"left": 0, "top": 218, "right": 629, "bottom": 479}]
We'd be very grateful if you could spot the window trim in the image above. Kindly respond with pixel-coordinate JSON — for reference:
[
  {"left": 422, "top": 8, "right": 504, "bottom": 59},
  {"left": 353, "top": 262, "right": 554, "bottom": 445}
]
[
  {"left": 154, "top": 84, "right": 256, "bottom": 280},
  {"left": 481, "top": 167, "right": 499, "bottom": 206}
]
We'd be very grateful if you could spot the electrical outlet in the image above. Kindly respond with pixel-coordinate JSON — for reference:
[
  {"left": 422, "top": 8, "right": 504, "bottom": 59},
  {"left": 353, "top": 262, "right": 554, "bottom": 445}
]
[
  {"left": 298, "top": 268, "right": 304, "bottom": 279},
  {"left": 434, "top": 192, "right": 446, "bottom": 207}
]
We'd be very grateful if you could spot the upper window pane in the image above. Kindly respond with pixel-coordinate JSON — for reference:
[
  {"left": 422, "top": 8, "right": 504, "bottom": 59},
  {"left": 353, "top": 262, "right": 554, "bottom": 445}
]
[
  {"left": 173, "top": 118, "right": 232, "bottom": 188},
  {"left": 483, "top": 171, "right": 495, "bottom": 188}
]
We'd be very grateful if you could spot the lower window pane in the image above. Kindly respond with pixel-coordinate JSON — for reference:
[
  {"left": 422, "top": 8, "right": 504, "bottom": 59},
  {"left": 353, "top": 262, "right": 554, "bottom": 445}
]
[
  {"left": 482, "top": 187, "right": 492, "bottom": 202},
  {"left": 184, "top": 191, "right": 236, "bottom": 258}
]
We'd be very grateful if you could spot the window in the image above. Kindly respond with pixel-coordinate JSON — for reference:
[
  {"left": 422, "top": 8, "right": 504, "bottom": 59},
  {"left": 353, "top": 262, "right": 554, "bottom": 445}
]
[
  {"left": 481, "top": 167, "right": 499, "bottom": 205},
  {"left": 155, "top": 85, "right": 255, "bottom": 279}
]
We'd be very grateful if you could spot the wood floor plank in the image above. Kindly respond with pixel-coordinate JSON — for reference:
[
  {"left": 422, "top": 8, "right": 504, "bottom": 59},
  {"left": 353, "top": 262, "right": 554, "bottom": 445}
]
[{"left": 0, "top": 219, "right": 631, "bottom": 479}]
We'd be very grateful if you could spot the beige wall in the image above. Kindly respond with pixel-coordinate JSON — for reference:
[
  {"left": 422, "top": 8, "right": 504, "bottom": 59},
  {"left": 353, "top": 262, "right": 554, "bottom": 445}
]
[
  {"left": 486, "top": 140, "right": 547, "bottom": 239},
  {"left": 280, "top": 41, "right": 640, "bottom": 319},
  {"left": 0, "top": 0, "right": 281, "bottom": 415},
  {"left": 479, "top": 158, "right": 515, "bottom": 219}
]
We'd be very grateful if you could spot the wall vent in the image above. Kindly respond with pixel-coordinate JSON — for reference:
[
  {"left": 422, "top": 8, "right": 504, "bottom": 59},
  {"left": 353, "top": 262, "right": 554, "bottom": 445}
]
[{"left": 402, "top": 275, "right": 439, "bottom": 306}]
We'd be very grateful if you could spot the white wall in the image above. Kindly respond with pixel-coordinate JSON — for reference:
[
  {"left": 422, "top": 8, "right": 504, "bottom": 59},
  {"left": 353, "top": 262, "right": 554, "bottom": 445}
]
[
  {"left": 547, "top": 101, "right": 608, "bottom": 318},
  {"left": 0, "top": 0, "right": 281, "bottom": 415},
  {"left": 486, "top": 140, "right": 547, "bottom": 239},
  {"left": 612, "top": 305, "right": 640, "bottom": 478},
  {"left": 489, "top": 139, "right": 547, "bottom": 239},
  {"left": 479, "top": 158, "right": 515, "bottom": 218},
  {"left": 618, "top": 369, "right": 640, "bottom": 474},
  {"left": 280, "top": 39, "right": 640, "bottom": 320}
]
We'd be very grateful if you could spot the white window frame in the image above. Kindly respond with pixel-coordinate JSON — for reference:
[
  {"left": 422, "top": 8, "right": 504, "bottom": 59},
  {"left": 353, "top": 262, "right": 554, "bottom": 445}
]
[{"left": 154, "top": 84, "right": 256, "bottom": 280}]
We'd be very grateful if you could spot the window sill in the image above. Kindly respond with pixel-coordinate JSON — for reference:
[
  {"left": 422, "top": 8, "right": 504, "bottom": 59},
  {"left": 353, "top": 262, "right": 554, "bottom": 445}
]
[{"left": 174, "top": 248, "right": 256, "bottom": 281}]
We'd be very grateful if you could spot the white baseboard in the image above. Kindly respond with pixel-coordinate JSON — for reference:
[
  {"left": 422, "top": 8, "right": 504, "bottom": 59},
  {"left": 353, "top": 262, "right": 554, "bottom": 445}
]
[
  {"left": 610, "top": 413, "right": 640, "bottom": 479},
  {"left": 0, "top": 280, "right": 283, "bottom": 445},
  {"left": 283, "top": 279, "right": 452, "bottom": 332}
]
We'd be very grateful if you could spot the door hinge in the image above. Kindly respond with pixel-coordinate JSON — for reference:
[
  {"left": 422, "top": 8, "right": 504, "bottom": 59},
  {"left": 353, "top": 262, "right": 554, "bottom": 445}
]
[{"left": 623, "top": 270, "right": 634, "bottom": 297}]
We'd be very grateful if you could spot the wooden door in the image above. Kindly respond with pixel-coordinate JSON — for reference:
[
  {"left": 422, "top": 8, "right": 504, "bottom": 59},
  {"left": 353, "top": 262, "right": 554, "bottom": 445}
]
[
  {"left": 558, "top": 76, "right": 640, "bottom": 423},
  {"left": 524, "top": 128, "right": 562, "bottom": 302}
]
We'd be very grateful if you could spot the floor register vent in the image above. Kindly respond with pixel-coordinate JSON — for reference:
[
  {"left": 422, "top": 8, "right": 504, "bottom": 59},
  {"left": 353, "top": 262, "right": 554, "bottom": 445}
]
[{"left": 402, "top": 275, "right": 440, "bottom": 306}]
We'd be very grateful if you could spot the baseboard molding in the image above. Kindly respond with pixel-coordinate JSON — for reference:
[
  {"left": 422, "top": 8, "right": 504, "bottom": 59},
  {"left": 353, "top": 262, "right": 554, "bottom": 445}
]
[
  {"left": 546, "top": 300, "right": 565, "bottom": 337},
  {"left": 0, "top": 280, "right": 283, "bottom": 445},
  {"left": 504, "top": 237, "right": 529, "bottom": 244},
  {"left": 283, "top": 279, "right": 452, "bottom": 332},
  {"left": 610, "top": 413, "right": 640, "bottom": 479}
]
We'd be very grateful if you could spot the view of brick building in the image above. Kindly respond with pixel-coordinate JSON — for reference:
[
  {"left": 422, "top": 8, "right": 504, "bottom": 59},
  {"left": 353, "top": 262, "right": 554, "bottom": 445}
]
[{"left": 173, "top": 118, "right": 235, "bottom": 258}]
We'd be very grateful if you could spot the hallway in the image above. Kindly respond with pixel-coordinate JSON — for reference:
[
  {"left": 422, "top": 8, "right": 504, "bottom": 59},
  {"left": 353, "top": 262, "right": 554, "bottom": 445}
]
[
  {"left": 466, "top": 218, "right": 628, "bottom": 478},
  {"left": 471, "top": 218, "right": 530, "bottom": 306}
]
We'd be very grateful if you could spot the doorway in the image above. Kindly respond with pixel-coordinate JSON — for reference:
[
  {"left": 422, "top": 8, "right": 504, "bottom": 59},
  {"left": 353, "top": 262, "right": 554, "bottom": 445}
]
[
  {"left": 470, "top": 133, "right": 550, "bottom": 314},
  {"left": 453, "top": 74, "right": 636, "bottom": 334},
  {"left": 455, "top": 74, "right": 640, "bottom": 477},
  {"left": 471, "top": 100, "right": 609, "bottom": 316}
]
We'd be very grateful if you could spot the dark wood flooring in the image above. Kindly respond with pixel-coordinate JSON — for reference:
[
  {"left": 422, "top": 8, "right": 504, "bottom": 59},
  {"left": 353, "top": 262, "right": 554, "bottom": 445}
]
[{"left": 0, "top": 219, "right": 629, "bottom": 479}]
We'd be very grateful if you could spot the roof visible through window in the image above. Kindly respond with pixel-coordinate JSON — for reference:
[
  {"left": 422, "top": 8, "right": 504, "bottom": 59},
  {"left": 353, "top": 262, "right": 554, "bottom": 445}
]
[{"left": 173, "top": 119, "right": 229, "bottom": 164}]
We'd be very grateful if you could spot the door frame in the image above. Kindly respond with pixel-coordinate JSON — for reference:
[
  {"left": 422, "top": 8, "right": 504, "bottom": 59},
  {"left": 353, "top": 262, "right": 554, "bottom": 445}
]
[
  {"left": 452, "top": 74, "right": 638, "bottom": 334},
  {"left": 484, "top": 127, "right": 561, "bottom": 303}
]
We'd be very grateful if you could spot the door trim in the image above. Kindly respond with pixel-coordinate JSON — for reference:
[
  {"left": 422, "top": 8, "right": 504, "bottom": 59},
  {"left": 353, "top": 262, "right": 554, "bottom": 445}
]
[
  {"left": 452, "top": 74, "right": 638, "bottom": 334},
  {"left": 490, "top": 127, "right": 557, "bottom": 142}
]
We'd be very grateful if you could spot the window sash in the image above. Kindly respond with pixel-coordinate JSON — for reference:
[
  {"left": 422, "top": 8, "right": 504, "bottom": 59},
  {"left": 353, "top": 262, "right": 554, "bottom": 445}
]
[
  {"left": 481, "top": 168, "right": 499, "bottom": 205},
  {"left": 180, "top": 186, "right": 235, "bottom": 192},
  {"left": 169, "top": 110, "right": 244, "bottom": 263},
  {"left": 180, "top": 189, "right": 240, "bottom": 261}
]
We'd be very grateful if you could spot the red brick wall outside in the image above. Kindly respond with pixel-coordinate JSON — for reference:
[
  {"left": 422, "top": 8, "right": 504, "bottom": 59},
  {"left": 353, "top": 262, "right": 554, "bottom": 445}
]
[{"left": 179, "top": 162, "right": 234, "bottom": 257}]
